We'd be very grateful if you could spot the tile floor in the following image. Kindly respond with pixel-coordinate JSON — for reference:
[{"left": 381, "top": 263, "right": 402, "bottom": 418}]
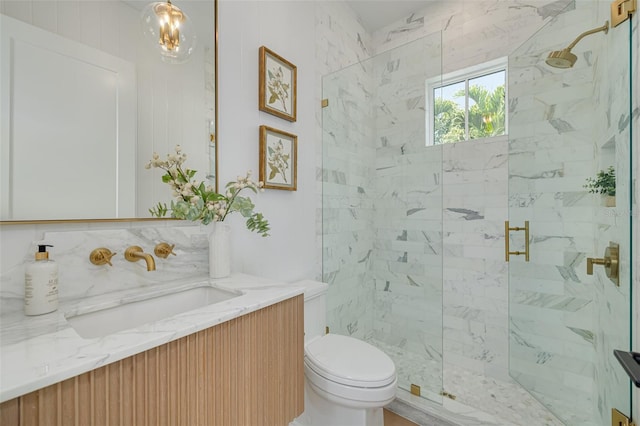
[{"left": 370, "top": 337, "right": 566, "bottom": 425}]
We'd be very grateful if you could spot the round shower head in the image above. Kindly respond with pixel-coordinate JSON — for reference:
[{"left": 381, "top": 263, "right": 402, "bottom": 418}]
[{"left": 545, "top": 49, "right": 577, "bottom": 68}]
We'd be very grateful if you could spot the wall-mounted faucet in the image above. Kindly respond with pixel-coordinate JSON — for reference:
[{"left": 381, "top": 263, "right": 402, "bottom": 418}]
[{"left": 124, "top": 246, "right": 156, "bottom": 271}]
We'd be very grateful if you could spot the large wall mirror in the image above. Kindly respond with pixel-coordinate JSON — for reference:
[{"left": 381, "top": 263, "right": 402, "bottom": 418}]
[{"left": 0, "top": 0, "right": 218, "bottom": 222}]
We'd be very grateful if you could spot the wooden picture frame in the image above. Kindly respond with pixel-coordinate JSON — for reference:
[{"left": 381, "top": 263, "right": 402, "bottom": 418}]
[
  {"left": 258, "top": 46, "right": 297, "bottom": 122},
  {"left": 259, "top": 126, "right": 297, "bottom": 191}
]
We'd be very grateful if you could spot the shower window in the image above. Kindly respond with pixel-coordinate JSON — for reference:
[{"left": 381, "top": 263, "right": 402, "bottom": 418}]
[{"left": 428, "top": 58, "right": 507, "bottom": 145}]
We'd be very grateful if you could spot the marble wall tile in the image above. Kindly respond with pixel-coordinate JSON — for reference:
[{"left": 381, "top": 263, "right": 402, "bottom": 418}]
[
  {"left": 317, "top": 1, "right": 377, "bottom": 340},
  {"left": 590, "top": 2, "right": 634, "bottom": 423},
  {"left": 366, "top": 33, "right": 446, "bottom": 397},
  {"left": 319, "top": 0, "right": 634, "bottom": 424},
  {"left": 0, "top": 226, "right": 209, "bottom": 315},
  {"left": 507, "top": 1, "right": 633, "bottom": 423}
]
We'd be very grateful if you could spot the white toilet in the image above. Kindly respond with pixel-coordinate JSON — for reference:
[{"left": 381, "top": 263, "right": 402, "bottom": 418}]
[{"left": 292, "top": 280, "right": 397, "bottom": 426}]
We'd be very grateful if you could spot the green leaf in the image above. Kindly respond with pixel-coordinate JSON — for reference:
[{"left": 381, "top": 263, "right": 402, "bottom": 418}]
[
  {"left": 205, "top": 192, "right": 225, "bottom": 202},
  {"left": 246, "top": 212, "right": 270, "bottom": 237},
  {"left": 584, "top": 166, "right": 615, "bottom": 196},
  {"left": 149, "top": 202, "right": 168, "bottom": 217},
  {"left": 269, "top": 94, "right": 278, "bottom": 104},
  {"left": 269, "top": 167, "right": 278, "bottom": 180},
  {"left": 229, "top": 196, "right": 255, "bottom": 218}
]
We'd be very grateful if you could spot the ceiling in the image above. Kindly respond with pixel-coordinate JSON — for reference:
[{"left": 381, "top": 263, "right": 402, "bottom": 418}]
[
  {"left": 345, "top": 0, "right": 433, "bottom": 32},
  {"left": 127, "top": 0, "right": 430, "bottom": 38}
]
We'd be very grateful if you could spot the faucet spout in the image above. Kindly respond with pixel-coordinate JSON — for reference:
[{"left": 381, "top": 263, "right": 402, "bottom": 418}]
[{"left": 124, "top": 246, "right": 156, "bottom": 271}]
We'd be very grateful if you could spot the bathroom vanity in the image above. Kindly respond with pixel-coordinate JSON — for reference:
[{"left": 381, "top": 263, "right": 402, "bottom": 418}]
[{"left": 0, "top": 273, "right": 304, "bottom": 425}]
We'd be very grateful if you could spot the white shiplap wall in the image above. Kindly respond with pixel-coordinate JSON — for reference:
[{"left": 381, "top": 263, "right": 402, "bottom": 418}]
[{"left": 0, "top": 0, "right": 211, "bottom": 218}]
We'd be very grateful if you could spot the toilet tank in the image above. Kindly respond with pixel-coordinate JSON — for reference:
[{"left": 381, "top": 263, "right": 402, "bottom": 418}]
[{"left": 292, "top": 280, "right": 328, "bottom": 343}]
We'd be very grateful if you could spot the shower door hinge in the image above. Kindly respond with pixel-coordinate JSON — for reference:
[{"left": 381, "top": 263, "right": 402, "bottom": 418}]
[
  {"left": 440, "top": 390, "right": 457, "bottom": 400},
  {"left": 410, "top": 384, "right": 421, "bottom": 396},
  {"left": 612, "top": 408, "right": 636, "bottom": 426},
  {"left": 321, "top": 99, "right": 329, "bottom": 108},
  {"left": 611, "top": 0, "right": 636, "bottom": 27}
]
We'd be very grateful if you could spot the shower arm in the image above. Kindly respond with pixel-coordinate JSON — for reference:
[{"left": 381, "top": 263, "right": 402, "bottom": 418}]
[{"left": 564, "top": 21, "right": 609, "bottom": 51}]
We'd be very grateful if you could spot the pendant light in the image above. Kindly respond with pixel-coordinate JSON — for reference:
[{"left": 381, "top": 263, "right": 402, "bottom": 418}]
[{"left": 141, "top": 0, "right": 197, "bottom": 64}]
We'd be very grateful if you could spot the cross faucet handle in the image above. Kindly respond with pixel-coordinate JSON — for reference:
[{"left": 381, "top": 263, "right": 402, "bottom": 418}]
[
  {"left": 89, "top": 248, "right": 117, "bottom": 266},
  {"left": 154, "top": 242, "right": 176, "bottom": 259}
]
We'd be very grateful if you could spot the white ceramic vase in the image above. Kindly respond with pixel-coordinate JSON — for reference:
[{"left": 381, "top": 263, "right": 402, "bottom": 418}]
[{"left": 209, "top": 222, "right": 231, "bottom": 279}]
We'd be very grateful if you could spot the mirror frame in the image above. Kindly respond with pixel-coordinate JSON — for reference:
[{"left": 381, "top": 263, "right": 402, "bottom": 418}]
[{"left": 0, "top": 0, "right": 218, "bottom": 225}]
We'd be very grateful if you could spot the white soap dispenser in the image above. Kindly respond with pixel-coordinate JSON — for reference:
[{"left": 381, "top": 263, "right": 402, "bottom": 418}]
[{"left": 24, "top": 244, "right": 59, "bottom": 316}]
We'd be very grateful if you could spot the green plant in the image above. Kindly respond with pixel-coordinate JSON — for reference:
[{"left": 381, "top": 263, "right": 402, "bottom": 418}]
[
  {"left": 434, "top": 84, "right": 505, "bottom": 144},
  {"left": 146, "top": 145, "right": 270, "bottom": 237},
  {"left": 583, "top": 166, "right": 616, "bottom": 196}
]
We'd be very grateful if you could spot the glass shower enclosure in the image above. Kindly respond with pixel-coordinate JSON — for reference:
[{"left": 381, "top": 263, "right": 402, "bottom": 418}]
[
  {"left": 321, "top": 0, "right": 633, "bottom": 423},
  {"left": 321, "top": 32, "right": 445, "bottom": 403},
  {"left": 507, "top": 1, "right": 633, "bottom": 425}
]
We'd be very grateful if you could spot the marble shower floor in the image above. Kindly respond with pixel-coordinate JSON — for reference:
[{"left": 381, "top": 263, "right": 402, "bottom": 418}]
[
  {"left": 368, "top": 338, "right": 568, "bottom": 425},
  {"left": 442, "top": 367, "right": 565, "bottom": 426}
]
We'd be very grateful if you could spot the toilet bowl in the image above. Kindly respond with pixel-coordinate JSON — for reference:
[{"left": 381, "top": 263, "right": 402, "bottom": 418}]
[{"left": 291, "top": 280, "right": 397, "bottom": 426}]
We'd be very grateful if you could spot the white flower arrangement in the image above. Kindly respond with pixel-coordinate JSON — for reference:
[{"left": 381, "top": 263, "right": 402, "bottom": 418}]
[{"left": 146, "top": 145, "right": 270, "bottom": 237}]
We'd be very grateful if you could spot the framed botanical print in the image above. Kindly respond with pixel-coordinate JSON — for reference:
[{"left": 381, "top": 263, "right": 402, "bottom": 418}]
[
  {"left": 259, "top": 126, "right": 297, "bottom": 191},
  {"left": 258, "top": 46, "right": 297, "bottom": 122}
]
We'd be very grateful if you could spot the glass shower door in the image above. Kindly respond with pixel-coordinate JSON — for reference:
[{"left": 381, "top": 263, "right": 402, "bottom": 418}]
[
  {"left": 322, "top": 33, "right": 445, "bottom": 403},
  {"left": 507, "top": 3, "right": 632, "bottom": 425}
]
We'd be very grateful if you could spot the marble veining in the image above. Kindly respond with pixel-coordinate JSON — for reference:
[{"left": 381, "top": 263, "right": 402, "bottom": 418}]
[
  {"left": 0, "top": 229, "right": 302, "bottom": 402},
  {"left": 508, "top": 1, "right": 633, "bottom": 423},
  {"left": 319, "top": 0, "right": 632, "bottom": 425},
  {"left": 1, "top": 271, "right": 301, "bottom": 403},
  {"left": 445, "top": 208, "right": 485, "bottom": 221}
]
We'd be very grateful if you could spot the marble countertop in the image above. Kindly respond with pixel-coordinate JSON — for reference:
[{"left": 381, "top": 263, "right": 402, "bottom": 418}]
[{"left": 0, "top": 273, "right": 303, "bottom": 402}]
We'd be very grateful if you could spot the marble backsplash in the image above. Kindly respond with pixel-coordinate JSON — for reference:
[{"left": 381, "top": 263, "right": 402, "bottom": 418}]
[{"left": 0, "top": 227, "right": 209, "bottom": 315}]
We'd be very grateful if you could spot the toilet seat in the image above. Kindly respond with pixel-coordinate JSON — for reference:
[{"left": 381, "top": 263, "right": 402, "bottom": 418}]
[
  {"left": 304, "top": 360, "right": 398, "bottom": 408},
  {"left": 304, "top": 334, "right": 396, "bottom": 388}
]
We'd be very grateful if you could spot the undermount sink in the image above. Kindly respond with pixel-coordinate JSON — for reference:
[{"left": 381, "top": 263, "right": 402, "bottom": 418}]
[{"left": 65, "top": 285, "right": 241, "bottom": 339}]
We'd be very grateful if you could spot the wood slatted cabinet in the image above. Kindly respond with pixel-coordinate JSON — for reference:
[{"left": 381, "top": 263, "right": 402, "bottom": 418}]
[{"left": 0, "top": 295, "right": 304, "bottom": 426}]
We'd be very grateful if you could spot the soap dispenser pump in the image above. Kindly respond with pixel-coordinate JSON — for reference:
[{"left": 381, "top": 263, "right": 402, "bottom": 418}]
[{"left": 24, "top": 244, "right": 59, "bottom": 316}]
